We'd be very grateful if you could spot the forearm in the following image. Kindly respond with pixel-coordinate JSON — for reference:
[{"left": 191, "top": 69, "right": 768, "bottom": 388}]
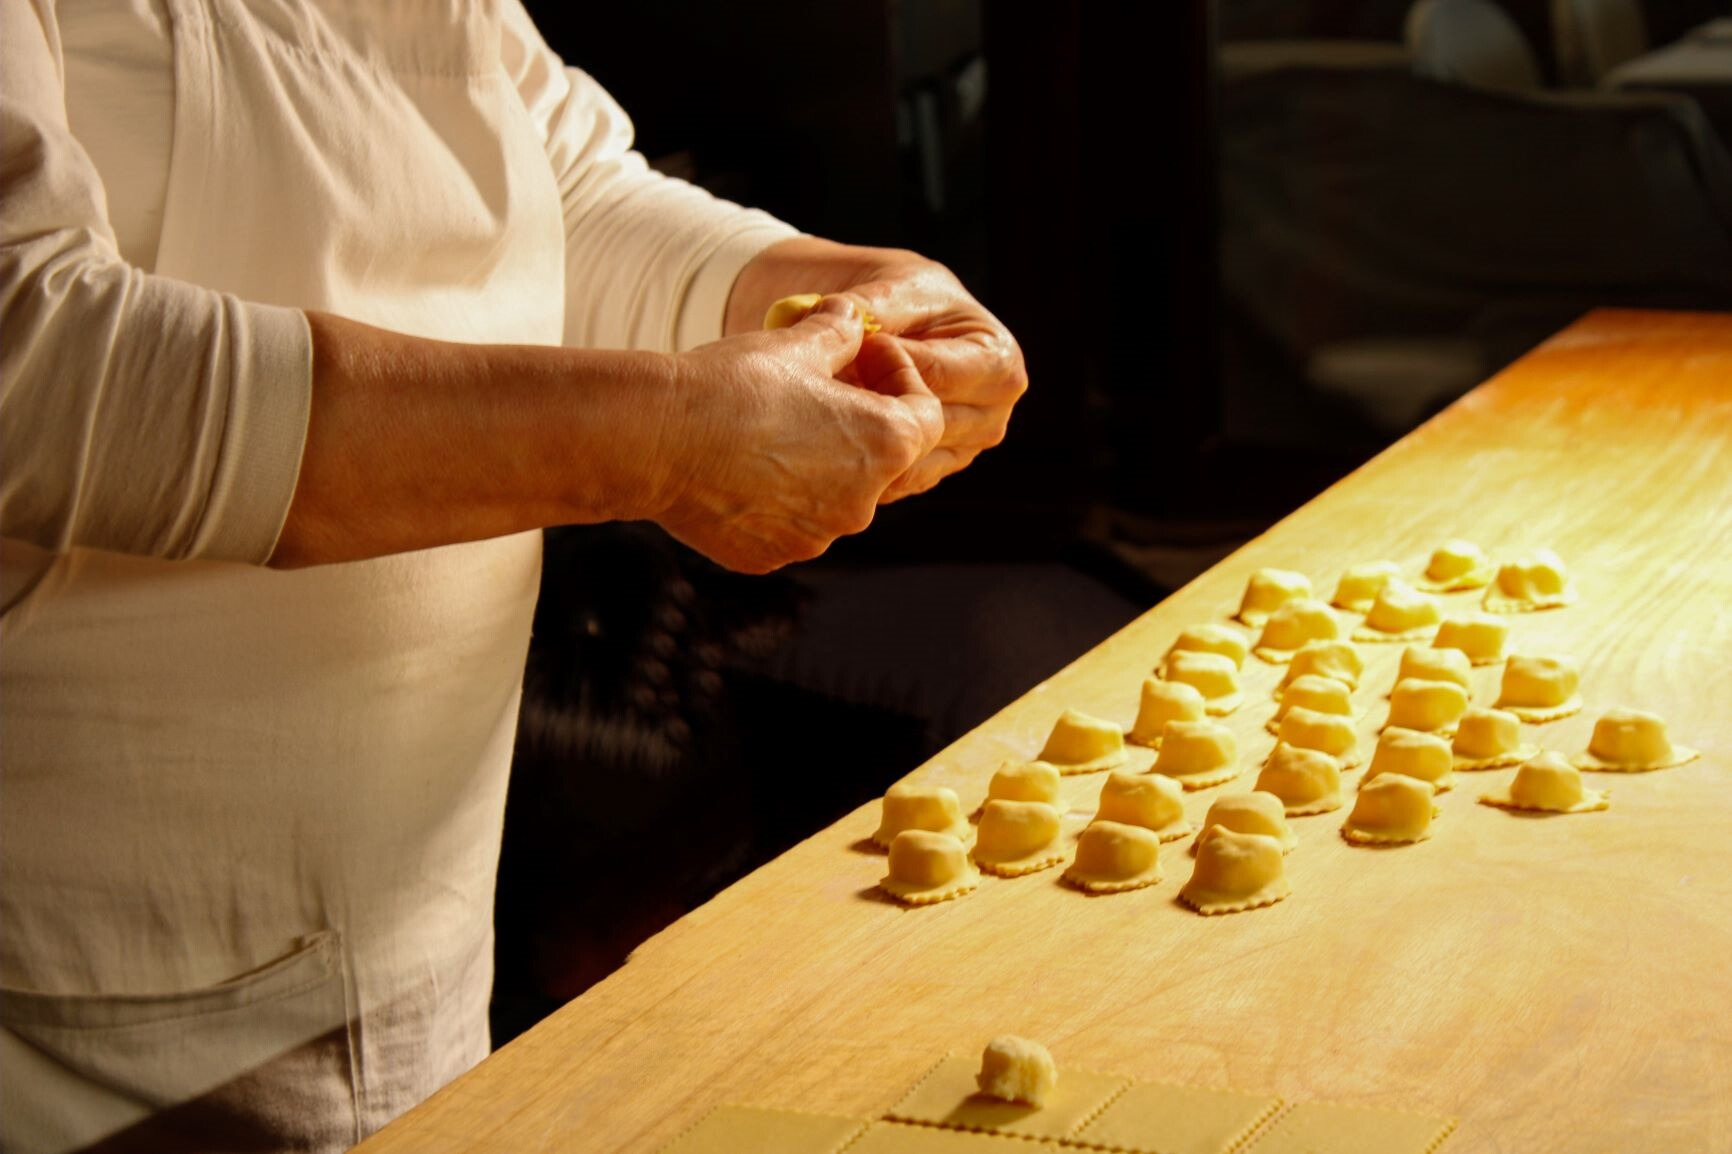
[{"left": 271, "top": 312, "right": 675, "bottom": 568}]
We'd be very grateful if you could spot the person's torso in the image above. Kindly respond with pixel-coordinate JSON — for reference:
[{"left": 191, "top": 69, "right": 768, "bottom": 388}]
[{"left": 2, "top": 1, "right": 564, "bottom": 1146}]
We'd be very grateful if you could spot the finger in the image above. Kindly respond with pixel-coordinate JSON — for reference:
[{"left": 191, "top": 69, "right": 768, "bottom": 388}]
[
  {"left": 792, "top": 295, "right": 866, "bottom": 376},
  {"left": 936, "top": 402, "right": 1009, "bottom": 452},
  {"left": 880, "top": 447, "right": 967, "bottom": 504},
  {"left": 852, "top": 333, "right": 944, "bottom": 454},
  {"left": 895, "top": 331, "right": 1027, "bottom": 406}
]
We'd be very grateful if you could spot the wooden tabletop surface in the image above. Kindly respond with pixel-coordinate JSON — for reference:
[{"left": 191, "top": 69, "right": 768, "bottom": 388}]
[{"left": 357, "top": 309, "right": 1732, "bottom": 1154}]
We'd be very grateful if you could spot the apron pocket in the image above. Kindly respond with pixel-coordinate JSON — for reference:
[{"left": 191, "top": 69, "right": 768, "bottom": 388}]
[{"left": 0, "top": 931, "right": 357, "bottom": 1154}]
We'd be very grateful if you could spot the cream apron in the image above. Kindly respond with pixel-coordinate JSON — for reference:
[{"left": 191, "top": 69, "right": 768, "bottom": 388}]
[{"left": 0, "top": 1, "right": 563, "bottom": 1148}]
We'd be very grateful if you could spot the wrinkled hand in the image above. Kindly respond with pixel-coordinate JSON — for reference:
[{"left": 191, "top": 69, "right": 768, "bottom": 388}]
[
  {"left": 655, "top": 297, "right": 943, "bottom": 574},
  {"left": 729, "top": 239, "right": 1028, "bottom": 502}
]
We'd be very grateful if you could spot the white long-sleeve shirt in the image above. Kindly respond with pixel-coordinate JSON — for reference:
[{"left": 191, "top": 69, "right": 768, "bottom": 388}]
[{"left": 0, "top": 2, "right": 796, "bottom": 1148}]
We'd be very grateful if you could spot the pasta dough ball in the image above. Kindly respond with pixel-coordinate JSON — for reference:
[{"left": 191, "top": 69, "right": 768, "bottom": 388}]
[
  {"left": 1393, "top": 646, "right": 1472, "bottom": 693},
  {"left": 1432, "top": 612, "right": 1510, "bottom": 666},
  {"left": 874, "top": 782, "right": 968, "bottom": 848},
  {"left": 1451, "top": 707, "right": 1534, "bottom": 769},
  {"left": 1235, "top": 568, "right": 1312, "bottom": 627},
  {"left": 1276, "top": 640, "right": 1364, "bottom": 695},
  {"left": 1256, "top": 742, "right": 1344, "bottom": 815},
  {"left": 1038, "top": 708, "right": 1128, "bottom": 774},
  {"left": 1197, "top": 791, "right": 1297, "bottom": 852},
  {"left": 1494, "top": 655, "right": 1583, "bottom": 721},
  {"left": 1481, "top": 752, "right": 1608, "bottom": 814},
  {"left": 1485, "top": 549, "right": 1577, "bottom": 612},
  {"left": 1128, "top": 679, "right": 1207, "bottom": 748},
  {"left": 1363, "top": 727, "right": 1455, "bottom": 792},
  {"left": 1164, "top": 624, "right": 1250, "bottom": 670},
  {"left": 1159, "top": 650, "right": 1243, "bottom": 715},
  {"left": 1253, "top": 599, "right": 1340, "bottom": 662},
  {"left": 880, "top": 830, "right": 979, "bottom": 903},
  {"left": 1063, "top": 820, "right": 1164, "bottom": 893},
  {"left": 1180, "top": 826, "right": 1291, "bottom": 915},
  {"left": 1574, "top": 707, "right": 1699, "bottom": 772},
  {"left": 1152, "top": 720, "right": 1241, "bottom": 790},
  {"left": 1276, "top": 706, "right": 1360, "bottom": 768},
  {"left": 986, "top": 761, "right": 1064, "bottom": 808},
  {"left": 1418, "top": 539, "right": 1495, "bottom": 591},
  {"left": 1355, "top": 580, "right": 1442, "bottom": 641},
  {"left": 976, "top": 1036, "right": 1058, "bottom": 1107},
  {"left": 1341, "top": 774, "right": 1437, "bottom": 845},
  {"left": 1386, "top": 678, "right": 1469, "bottom": 735},
  {"left": 1095, "top": 771, "right": 1191, "bottom": 841},
  {"left": 762, "top": 292, "right": 882, "bottom": 334},
  {"left": 1267, "top": 674, "right": 1354, "bottom": 735},
  {"left": 1331, "top": 561, "right": 1401, "bottom": 612},
  {"left": 973, "top": 800, "right": 1066, "bottom": 876}
]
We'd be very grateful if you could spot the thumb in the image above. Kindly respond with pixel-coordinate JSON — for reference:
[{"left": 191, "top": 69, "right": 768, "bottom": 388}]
[{"left": 794, "top": 295, "right": 866, "bottom": 375}]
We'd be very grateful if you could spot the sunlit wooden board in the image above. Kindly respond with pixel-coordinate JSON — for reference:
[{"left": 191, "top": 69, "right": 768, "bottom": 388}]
[{"left": 357, "top": 310, "right": 1732, "bottom": 1154}]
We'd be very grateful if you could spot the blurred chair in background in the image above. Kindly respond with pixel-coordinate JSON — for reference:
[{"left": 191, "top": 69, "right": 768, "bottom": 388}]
[
  {"left": 1553, "top": 0, "right": 1649, "bottom": 85},
  {"left": 1406, "top": 0, "right": 1545, "bottom": 88}
]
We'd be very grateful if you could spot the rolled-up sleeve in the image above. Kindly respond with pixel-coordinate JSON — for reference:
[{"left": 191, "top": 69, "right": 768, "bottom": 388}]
[
  {"left": 500, "top": 2, "right": 799, "bottom": 353},
  {"left": 0, "top": 0, "right": 311, "bottom": 564}
]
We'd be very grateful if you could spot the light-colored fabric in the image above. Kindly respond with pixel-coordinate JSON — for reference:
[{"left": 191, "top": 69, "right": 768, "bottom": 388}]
[
  {"left": 1405, "top": 0, "right": 1542, "bottom": 91},
  {"left": 0, "top": 1, "right": 796, "bottom": 1149}
]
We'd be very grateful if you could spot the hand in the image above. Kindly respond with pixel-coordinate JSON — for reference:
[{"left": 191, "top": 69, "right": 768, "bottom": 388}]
[
  {"left": 655, "top": 297, "right": 943, "bottom": 573},
  {"left": 727, "top": 238, "right": 1028, "bottom": 502}
]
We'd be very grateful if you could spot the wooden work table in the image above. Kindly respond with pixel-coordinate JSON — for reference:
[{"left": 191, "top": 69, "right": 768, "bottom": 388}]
[{"left": 358, "top": 309, "right": 1732, "bottom": 1154}]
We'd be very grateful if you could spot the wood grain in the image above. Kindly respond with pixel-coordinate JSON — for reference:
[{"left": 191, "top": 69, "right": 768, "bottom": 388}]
[{"left": 356, "top": 310, "right": 1732, "bottom": 1154}]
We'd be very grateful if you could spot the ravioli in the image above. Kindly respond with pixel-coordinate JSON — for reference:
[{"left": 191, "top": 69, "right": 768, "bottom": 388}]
[
  {"left": 1275, "top": 640, "right": 1364, "bottom": 696},
  {"left": 1038, "top": 707, "right": 1129, "bottom": 774},
  {"left": 1481, "top": 751, "right": 1609, "bottom": 814},
  {"left": 1180, "top": 826, "right": 1291, "bottom": 915},
  {"left": 1255, "top": 742, "right": 1344, "bottom": 816},
  {"left": 1483, "top": 549, "right": 1577, "bottom": 613},
  {"left": 972, "top": 800, "right": 1066, "bottom": 877},
  {"left": 880, "top": 830, "right": 980, "bottom": 904},
  {"left": 985, "top": 761, "right": 1064, "bottom": 808},
  {"left": 1234, "top": 568, "right": 1312, "bottom": 627},
  {"left": 1196, "top": 791, "right": 1297, "bottom": 852},
  {"left": 1341, "top": 774, "right": 1437, "bottom": 845},
  {"left": 1572, "top": 707, "right": 1700, "bottom": 772},
  {"left": 1493, "top": 655, "right": 1583, "bottom": 722},
  {"left": 1451, "top": 706, "right": 1536, "bottom": 770},
  {"left": 1095, "top": 771, "right": 1192, "bottom": 841},
  {"left": 1276, "top": 706, "right": 1361, "bottom": 768},
  {"left": 1330, "top": 561, "right": 1402, "bottom": 613},
  {"left": 1063, "top": 820, "right": 1165, "bottom": 893},
  {"left": 1390, "top": 646, "right": 1471, "bottom": 694},
  {"left": 1252, "top": 599, "right": 1341, "bottom": 663},
  {"left": 1431, "top": 612, "right": 1509, "bottom": 666},
  {"left": 1352, "top": 580, "right": 1442, "bottom": 642},
  {"left": 1164, "top": 623, "right": 1250, "bottom": 670},
  {"left": 1151, "top": 719, "right": 1242, "bottom": 790},
  {"left": 874, "top": 782, "right": 970, "bottom": 848},
  {"left": 1158, "top": 650, "right": 1244, "bottom": 716},
  {"left": 1415, "top": 539, "right": 1495, "bottom": 591},
  {"left": 1385, "top": 678, "right": 1469, "bottom": 735},
  {"left": 1127, "top": 679, "right": 1208, "bottom": 748},
  {"left": 1362, "top": 727, "right": 1455, "bottom": 792},
  {"left": 1266, "top": 674, "right": 1355, "bottom": 735}
]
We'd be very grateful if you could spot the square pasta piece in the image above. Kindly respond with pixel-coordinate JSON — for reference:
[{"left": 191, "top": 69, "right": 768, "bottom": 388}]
[
  {"left": 1072, "top": 1082, "right": 1284, "bottom": 1154},
  {"left": 888, "top": 1055, "right": 1129, "bottom": 1141},
  {"left": 656, "top": 1105, "right": 867, "bottom": 1154},
  {"left": 851, "top": 1120, "right": 1064, "bottom": 1153},
  {"left": 1241, "top": 1101, "right": 1455, "bottom": 1154}
]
